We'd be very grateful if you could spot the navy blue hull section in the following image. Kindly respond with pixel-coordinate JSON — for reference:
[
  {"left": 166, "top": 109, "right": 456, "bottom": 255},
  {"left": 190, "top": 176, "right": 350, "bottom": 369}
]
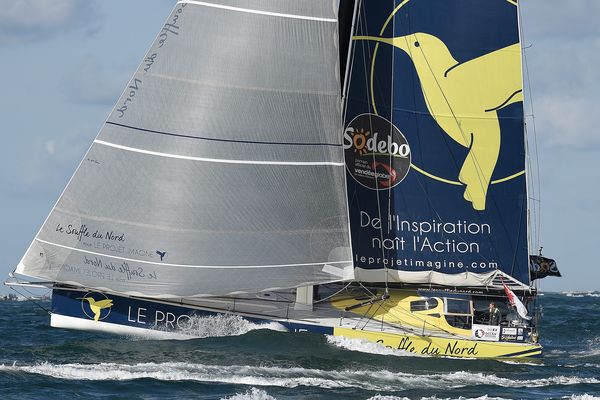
[{"left": 51, "top": 289, "right": 334, "bottom": 335}]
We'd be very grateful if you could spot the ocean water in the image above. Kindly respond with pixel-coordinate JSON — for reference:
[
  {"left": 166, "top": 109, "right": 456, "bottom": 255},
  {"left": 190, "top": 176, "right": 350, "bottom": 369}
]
[{"left": 1, "top": 292, "right": 599, "bottom": 400}]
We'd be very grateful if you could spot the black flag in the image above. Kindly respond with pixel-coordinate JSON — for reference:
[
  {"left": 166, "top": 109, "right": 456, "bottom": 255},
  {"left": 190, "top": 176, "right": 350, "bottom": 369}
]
[{"left": 529, "top": 255, "right": 561, "bottom": 281}]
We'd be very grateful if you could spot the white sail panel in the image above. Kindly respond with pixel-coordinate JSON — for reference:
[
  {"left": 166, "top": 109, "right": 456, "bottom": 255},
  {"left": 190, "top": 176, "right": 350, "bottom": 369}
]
[{"left": 17, "top": 0, "right": 352, "bottom": 297}]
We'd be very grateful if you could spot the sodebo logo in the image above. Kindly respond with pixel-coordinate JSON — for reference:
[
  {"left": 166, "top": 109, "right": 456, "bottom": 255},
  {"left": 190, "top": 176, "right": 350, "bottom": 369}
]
[
  {"left": 343, "top": 129, "right": 410, "bottom": 158},
  {"left": 343, "top": 113, "right": 411, "bottom": 190}
]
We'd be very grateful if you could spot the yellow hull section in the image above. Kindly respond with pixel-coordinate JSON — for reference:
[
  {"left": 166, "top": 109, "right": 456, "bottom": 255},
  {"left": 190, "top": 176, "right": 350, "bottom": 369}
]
[{"left": 333, "top": 326, "right": 542, "bottom": 359}]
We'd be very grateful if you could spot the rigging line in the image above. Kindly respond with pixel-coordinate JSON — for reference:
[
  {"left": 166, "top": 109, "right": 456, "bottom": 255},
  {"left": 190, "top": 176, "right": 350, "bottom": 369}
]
[
  {"left": 525, "top": 130, "right": 540, "bottom": 263},
  {"left": 9, "top": 286, "right": 51, "bottom": 315},
  {"left": 509, "top": 196, "right": 527, "bottom": 281},
  {"left": 348, "top": 296, "right": 464, "bottom": 339},
  {"left": 400, "top": 31, "right": 462, "bottom": 279},
  {"left": 370, "top": 0, "right": 411, "bottom": 115},
  {"left": 517, "top": 0, "right": 541, "bottom": 277},
  {"left": 353, "top": 299, "right": 377, "bottom": 330},
  {"left": 105, "top": 122, "right": 342, "bottom": 147},
  {"left": 401, "top": 7, "right": 448, "bottom": 282},
  {"left": 518, "top": 7, "right": 542, "bottom": 250},
  {"left": 357, "top": 280, "right": 377, "bottom": 299},
  {"left": 405, "top": 13, "right": 448, "bottom": 280},
  {"left": 341, "top": 0, "right": 361, "bottom": 110},
  {"left": 516, "top": 0, "right": 536, "bottom": 254},
  {"left": 314, "top": 281, "right": 354, "bottom": 304},
  {"left": 340, "top": 0, "right": 362, "bottom": 277},
  {"left": 377, "top": 301, "right": 464, "bottom": 338},
  {"left": 357, "top": 305, "right": 424, "bottom": 337},
  {"left": 383, "top": 0, "right": 400, "bottom": 295},
  {"left": 364, "top": 6, "right": 389, "bottom": 290},
  {"left": 360, "top": 298, "right": 387, "bottom": 331},
  {"left": 356, "top": 2, "right": 388, "bottom": 280}
]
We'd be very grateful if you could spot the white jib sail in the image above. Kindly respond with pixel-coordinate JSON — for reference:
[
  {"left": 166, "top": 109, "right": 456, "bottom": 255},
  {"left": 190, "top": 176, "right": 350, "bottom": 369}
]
[{"left": 16, "top": 0, "right": 353, "bottom": 298}]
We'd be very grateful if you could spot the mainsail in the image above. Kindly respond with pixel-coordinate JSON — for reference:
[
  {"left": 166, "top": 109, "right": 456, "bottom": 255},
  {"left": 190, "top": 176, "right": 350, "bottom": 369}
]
[
  {"left": 16, "top": 0, "right": 353, "bottom": 298},
  {"left": 343, "top": 0, "right": 529, "bottom": 287}
]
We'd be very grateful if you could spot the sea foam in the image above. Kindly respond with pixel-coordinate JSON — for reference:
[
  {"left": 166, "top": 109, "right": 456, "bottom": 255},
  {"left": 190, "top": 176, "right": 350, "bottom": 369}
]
[
  {"left": 221, "top": 388, "right": 277, "bottom": 400},
  {"left": 1, "top": 362, "right": 598, "bottom": 391},
  {"left": 563, "top": 291, "right": 600, "bottom": 298},
  {"left": 326, "top": 335, "right": 426, "bottom": 357},
  {"left": 132, "top": 313, "right": 287, "bottom": 340},
  {"left": 367, "top": 396, "right": 512, "bottom": 400}
]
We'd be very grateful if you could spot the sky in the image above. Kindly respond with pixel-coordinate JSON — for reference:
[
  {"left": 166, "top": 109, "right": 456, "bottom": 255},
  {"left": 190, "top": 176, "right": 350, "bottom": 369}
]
[{"left": 0, "top": 0, "right": 598, "bottom": 295}]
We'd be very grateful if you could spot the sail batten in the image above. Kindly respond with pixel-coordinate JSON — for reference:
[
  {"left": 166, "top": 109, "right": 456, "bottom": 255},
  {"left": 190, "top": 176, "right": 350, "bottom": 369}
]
[
  {"left": 94, "top": 140, "right": 346, "bottom": 167},
  {"left": 178, "top": 0, "right": 338, "bottom": 22}
]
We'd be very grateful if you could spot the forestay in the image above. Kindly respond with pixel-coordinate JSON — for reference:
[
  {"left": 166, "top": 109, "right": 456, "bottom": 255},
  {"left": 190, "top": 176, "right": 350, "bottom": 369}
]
[{"left": 17, "top": 0, "right": 353, "bottom": 298}]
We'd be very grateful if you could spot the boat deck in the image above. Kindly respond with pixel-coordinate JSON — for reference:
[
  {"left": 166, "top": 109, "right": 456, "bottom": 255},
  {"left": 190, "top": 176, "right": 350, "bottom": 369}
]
[{"left": 175, "top": 285, "right": 459, "bottom": 340}]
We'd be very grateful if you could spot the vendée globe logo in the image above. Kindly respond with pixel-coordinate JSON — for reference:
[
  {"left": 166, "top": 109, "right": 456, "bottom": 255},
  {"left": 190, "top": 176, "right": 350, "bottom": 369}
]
[{"left": 343, "top": 113, "right": 411, "bottom": 190}]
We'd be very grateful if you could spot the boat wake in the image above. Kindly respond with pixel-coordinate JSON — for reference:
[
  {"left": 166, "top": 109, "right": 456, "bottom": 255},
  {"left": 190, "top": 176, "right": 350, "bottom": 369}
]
[
  {"left": 326, "top": 335, "right": 426, "bottom": 358},
  {"left": 134, "top": 314, "right": 287, "bottom": 340},
  {"left": 1, "top": 361, "right": 598, "bottom": 391}
]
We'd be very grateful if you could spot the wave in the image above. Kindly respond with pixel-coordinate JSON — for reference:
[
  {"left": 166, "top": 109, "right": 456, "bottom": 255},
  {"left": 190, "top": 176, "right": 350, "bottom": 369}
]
[
  {"left": 131, "top": 314, "right": 287, "bottom": 340},
  {"left": 563, "top": 291, "right": 600, "bottom": 298},
  {"left": 367, "top": 396, "right": 512, "bottom": 400},
  {"left": 562, "top": 362, "right": 600, "bottom": 369},
  {"left": 563, "top": 395, "right": 600, "bottom": 400},
  {"left": 326, "top": 335, "right": 426, "bottom": 358},
  {"left": 1, "top": 362, "right": 598, "bottom": 391},
  {"left": 326, "top": 335, "right": 483, "bottom": 361},
  {"left": 499, "top": 360, "right": 544, "bottom": 367},
  {"left": 570, "top": 337, "right": 600, "bottom": 358},
  {"left": 220, "top": 393, "right": 515, "bottom": 400},
  {"left": 221, "top": 388, "right": 277, "bottom": 400}
]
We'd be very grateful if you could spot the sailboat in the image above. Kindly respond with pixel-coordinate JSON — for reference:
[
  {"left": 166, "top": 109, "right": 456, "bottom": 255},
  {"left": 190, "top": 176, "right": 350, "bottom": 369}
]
[{"left": 7, "top": 0, "right": 558, "bottom": 358}]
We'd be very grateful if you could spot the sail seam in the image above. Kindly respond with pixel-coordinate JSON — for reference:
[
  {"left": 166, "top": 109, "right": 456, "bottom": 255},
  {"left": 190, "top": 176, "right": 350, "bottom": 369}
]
[
  {"left": 178, "top": 1, "right": 337, "bottom": 22},
  {"left": 94, "top": 140, "right": 345, "bottom": 166},
  {"left": 105, "top": 122, "right": 342, "bottom": 147},
  {"left": 34, "top": 238, "right": 352, "bottom": 269}
]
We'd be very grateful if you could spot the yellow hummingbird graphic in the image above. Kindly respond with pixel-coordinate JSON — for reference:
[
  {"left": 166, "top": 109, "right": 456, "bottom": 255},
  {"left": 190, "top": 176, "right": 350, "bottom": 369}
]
[
  {"left": 78, "top": 296, "right": 113, "bottom": 321},
  {"left": 354, "top": 32, "right": 523, "bottom": 210}
]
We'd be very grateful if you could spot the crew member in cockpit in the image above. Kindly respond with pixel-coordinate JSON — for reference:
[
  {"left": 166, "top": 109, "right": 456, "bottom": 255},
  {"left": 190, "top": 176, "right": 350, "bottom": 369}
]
[{"left": 488, "top": 301, "right": 501, "bottom": 325}]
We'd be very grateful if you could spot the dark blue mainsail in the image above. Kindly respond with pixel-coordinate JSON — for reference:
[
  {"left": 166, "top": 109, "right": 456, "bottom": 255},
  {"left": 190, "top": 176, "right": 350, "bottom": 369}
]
[{"left": 343, "top": 0, "right": 529, "bottom": 285}]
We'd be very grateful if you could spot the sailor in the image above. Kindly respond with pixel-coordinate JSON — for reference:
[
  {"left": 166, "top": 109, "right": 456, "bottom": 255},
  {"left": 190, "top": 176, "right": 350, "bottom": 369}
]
[{"left": 488, "top": 302, "right": 501, "bottom": 325}]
